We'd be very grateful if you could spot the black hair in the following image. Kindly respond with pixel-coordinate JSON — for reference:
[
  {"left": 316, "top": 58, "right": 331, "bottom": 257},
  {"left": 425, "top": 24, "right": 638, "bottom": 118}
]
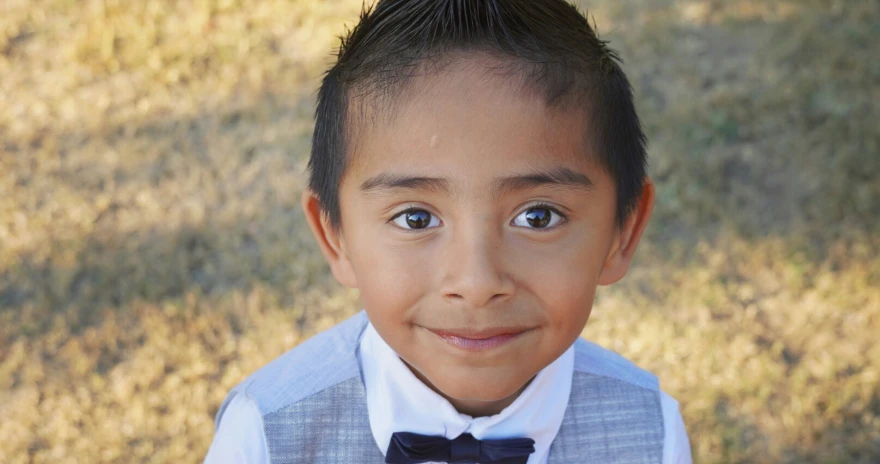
[{"left": 307, "top": 0, "right": 647, "bottom": 232}]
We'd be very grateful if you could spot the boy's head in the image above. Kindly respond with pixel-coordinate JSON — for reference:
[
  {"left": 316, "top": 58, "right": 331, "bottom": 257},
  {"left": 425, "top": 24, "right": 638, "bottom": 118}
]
[{"left": 302, "top": 0, "right": 654, "bottom": 416}]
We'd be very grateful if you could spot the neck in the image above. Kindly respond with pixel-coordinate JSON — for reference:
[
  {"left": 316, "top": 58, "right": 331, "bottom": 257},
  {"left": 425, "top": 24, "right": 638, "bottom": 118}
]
[
  {"left": 444, "top": 384, "right": 531, "bottom": 417},
  {"left": 402, "top": 359, "right": 535, "bottom": 417}
]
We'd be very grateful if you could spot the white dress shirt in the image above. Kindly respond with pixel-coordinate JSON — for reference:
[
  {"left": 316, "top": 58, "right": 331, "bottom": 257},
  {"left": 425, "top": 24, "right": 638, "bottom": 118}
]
[
  {"left": 359, "top": 323, "right": 572, "bottom": 464},
  {"left": 204, "top": 323, "right": 692, "bottom": 463}
]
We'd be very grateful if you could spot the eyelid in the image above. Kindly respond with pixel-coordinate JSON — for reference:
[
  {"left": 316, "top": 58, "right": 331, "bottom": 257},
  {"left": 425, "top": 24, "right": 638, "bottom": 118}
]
[{"left": 517, "top": 201, "right": 568, "bottom": 218}]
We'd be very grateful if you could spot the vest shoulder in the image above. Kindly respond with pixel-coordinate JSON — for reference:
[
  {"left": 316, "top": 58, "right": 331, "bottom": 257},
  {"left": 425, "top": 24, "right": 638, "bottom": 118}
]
[
  {"left": 234, "top": 311, "right": 369, "bottom": 416},
  {"left": 572, "top": 337, "right": 659, "bottom": 391}
]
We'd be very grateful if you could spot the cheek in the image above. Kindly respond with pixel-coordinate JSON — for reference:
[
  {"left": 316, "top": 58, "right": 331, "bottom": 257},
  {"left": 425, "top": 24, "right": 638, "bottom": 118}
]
[
  {"left": 511, "top": 230, "right": 606, "bottom": 330},
  {"left": 346, "top": 230, "right": 435, "bottom": 320},
  {"left": 526, "top": 263, "right": 597, "bottom": 332}
]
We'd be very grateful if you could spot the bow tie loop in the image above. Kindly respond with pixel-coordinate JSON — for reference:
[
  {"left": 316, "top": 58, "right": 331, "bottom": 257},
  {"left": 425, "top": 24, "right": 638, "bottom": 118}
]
[{"left": 386, "top": 431, "right": 535, "bottom": 464}]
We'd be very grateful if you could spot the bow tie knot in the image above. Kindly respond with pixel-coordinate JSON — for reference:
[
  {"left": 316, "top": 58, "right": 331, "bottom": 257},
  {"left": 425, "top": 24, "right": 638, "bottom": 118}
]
[
  {"left": 448, "top": 433, "right": 480, "bottom": 462},
  {"left": 386, "top": 431, "right": 535, "bottom": 464}
]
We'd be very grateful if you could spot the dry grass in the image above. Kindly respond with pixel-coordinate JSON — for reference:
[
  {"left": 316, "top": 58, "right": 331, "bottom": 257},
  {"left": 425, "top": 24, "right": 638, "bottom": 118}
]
[{"left": 1, "top": 0, "right": 878, "bottom": 462}]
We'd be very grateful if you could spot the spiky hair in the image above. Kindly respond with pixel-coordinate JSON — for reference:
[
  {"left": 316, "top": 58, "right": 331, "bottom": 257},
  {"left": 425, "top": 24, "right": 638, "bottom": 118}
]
[{"left": 308, "top": 0, "right": 647, "bottom": 232}]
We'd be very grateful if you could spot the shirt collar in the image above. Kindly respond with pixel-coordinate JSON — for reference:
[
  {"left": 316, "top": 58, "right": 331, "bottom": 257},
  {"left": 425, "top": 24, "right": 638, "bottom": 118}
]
[{"left": 357, "top": 322, "right": 574, "bottom": 463}]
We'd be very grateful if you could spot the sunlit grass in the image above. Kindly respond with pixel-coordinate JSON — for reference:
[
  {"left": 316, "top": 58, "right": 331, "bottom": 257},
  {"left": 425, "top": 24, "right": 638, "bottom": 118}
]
[{"left": 1, "top": 0, "right": 877, "bottom": 462}]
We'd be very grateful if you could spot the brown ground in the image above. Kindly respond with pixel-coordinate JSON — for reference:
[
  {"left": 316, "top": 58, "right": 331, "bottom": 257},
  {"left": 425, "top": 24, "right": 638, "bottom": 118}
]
[{"left": 1, "top": 0, "right": 878, "bottom": 462}]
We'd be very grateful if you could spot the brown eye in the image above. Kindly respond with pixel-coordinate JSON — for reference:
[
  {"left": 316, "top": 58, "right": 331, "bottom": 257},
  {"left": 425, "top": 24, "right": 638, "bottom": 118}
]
[
  {"left": 391, "top": 209, "right": 440, "bottom": 230},
  {"left": 525, "top": 207, "right": 552, "bottom": 228},
  {"left": 406, "top": 210, "right": 431, "bottom": 229},
  {"left": 512, "top": 203, "right": 565, "bottom": 230}
]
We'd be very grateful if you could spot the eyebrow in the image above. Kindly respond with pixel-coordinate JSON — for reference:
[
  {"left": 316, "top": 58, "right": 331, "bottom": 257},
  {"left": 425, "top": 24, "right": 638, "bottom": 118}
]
[
  {"left": 494, "top": 167, "right": 595, "bottom": 197},
  {"left": 359, "top": 166, "right": 594, "bottom": 197},
  {"left": 360, "top": 173, "right": 451, "bottom": 195}
]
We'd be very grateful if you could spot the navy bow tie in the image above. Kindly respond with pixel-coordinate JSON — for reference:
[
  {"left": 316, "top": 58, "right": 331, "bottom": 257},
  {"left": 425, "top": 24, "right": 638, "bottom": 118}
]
[{"left": 385, "top": 431, "right": 535, "bottom": 464}]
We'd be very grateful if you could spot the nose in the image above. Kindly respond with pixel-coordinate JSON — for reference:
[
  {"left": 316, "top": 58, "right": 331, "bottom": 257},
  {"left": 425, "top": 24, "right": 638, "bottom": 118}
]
[{"left": 440, "top": 217, "right": 515, "bottom": 308}]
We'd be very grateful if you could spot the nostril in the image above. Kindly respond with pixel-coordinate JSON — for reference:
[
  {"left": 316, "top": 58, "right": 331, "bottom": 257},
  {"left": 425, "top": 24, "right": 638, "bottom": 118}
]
[{"left": 444, "top": 292, "right": 509, "bottom": 304}]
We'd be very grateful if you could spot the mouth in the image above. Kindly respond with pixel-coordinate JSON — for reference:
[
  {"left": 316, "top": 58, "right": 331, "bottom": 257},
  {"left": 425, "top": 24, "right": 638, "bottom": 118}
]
[{"left": 423, "top": 326, "right": 534, "bottom": 351}]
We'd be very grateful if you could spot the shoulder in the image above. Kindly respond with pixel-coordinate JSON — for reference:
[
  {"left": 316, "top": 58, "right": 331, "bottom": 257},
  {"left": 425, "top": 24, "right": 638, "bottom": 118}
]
[
  {"left": 221, "top": 311, "right": 370, "bottom": 420},
  {"left": 571, "top": 337, "right": 659, "bottom": 391},
  {"left": 204, "top": 393, "right": 269, "bottom": 463},
  {"left": 549, "top": 339, "right": 672, "bottom": 461},
  {"left": 659, "top": 390, "right": 693, "bottom": 464}
]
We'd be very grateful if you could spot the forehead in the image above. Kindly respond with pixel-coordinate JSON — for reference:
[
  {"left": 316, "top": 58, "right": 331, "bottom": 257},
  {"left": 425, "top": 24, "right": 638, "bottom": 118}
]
[{"left": 343, "top": 56, "right": 604, "bottom": 191}]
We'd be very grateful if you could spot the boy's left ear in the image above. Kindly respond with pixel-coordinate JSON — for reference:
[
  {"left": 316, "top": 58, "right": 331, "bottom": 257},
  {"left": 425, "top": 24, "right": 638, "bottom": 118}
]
[{"left": 598, "top": 176, "right": 655, "bottom": 286}]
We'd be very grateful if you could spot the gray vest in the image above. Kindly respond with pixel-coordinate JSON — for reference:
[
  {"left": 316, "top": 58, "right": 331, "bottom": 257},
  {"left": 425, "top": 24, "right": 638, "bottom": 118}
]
[{"left": 216, "top": 311, "right": 664, "bottom": 463}]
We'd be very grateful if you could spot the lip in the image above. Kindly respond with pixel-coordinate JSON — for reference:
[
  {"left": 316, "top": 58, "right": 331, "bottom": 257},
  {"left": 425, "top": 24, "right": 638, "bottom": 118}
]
[{"left": 424, "top": 326, "right": 533, "bottom": 351}]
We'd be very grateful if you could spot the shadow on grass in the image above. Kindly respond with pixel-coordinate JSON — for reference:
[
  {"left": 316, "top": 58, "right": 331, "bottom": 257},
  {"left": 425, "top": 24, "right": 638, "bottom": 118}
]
[{"left": 1, "top": 90, "right": 339, "bottom": 340}]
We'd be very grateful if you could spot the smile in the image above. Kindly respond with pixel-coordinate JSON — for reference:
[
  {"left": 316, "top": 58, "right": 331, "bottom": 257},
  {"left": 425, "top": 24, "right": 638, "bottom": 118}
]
[{"left": 424, "top": 327, "right": 533, "bottom": 351}]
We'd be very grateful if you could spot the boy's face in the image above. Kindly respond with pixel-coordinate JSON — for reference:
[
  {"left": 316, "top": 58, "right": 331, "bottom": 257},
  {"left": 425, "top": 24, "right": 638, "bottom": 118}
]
[{"left": 303, "top": 57, "right": 653, "bottom": 416}]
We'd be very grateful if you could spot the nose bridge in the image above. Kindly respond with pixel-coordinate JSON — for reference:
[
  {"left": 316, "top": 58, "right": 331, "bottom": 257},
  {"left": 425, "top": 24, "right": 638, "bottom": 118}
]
[{"left": 441, "top": 211, "right": 514, "bottom": 307}]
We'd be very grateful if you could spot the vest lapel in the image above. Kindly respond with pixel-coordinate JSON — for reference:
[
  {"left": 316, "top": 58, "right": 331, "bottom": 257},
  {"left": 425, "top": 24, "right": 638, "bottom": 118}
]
[{"left": 547, "top": 371, "right": 664, "bottom": 464}]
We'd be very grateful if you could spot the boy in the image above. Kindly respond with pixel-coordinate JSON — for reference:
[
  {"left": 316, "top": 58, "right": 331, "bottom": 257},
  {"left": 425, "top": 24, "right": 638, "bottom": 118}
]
[{"left": 205, "top": 0, "right": 692, "bottom": 462}]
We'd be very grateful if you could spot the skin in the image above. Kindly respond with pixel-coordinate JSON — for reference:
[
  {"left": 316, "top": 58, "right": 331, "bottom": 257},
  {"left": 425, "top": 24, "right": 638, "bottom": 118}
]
[{"left": 302, "top": 57, "right": 654, "bottom": 417}]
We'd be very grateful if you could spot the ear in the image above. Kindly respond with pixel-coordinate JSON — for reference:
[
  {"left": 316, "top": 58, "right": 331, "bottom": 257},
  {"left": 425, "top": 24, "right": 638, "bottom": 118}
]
[
  {"left": 301, "top": 188, "right": 359, "bottom": 288},
  {"left": 598, "top": 176, "right": 655, "bottom": 286}
]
